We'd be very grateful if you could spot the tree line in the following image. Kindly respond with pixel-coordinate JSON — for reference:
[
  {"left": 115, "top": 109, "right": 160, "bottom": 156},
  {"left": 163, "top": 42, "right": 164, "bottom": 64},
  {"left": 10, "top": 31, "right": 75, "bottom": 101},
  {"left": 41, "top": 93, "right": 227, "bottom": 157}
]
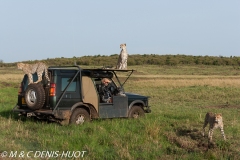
[{"left": 1, "top": 54, "right": 240, "bottom": 67}]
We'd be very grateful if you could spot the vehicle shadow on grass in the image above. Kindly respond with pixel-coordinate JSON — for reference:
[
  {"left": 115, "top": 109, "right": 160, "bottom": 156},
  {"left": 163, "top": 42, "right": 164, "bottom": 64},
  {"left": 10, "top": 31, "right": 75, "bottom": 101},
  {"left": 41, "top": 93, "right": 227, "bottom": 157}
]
[
  {"left": 0, "top": 109, "right": 56, "bottom": 125},
  {"left": 0, "top": 109, "right": 18, "bottom": 119},
  {"left": 0, "top": 109, "right": 28, "bottom": 122}
]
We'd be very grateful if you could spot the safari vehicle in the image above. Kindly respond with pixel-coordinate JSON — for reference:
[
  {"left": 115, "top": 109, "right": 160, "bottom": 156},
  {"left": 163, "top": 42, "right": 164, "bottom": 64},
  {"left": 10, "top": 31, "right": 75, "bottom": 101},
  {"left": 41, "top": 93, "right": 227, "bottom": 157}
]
[{"left": 13, "top": 66, "right": 151, "bottom": 125}]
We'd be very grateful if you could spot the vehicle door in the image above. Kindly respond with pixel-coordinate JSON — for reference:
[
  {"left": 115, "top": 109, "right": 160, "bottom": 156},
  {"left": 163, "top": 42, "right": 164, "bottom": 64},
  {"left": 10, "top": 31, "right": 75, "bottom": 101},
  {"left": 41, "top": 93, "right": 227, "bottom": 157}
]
[
  {"left": 81, "top": 76, "right": 99, "bottom": 112},
  {"left": 99, "top": 95, "right": 128, "bottom": 118}
]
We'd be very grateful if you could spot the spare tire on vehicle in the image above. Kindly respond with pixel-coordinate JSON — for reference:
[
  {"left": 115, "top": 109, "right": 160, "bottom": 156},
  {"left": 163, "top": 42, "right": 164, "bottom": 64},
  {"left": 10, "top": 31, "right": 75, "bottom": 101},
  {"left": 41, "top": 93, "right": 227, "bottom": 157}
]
[{"left": 25, "top": 83, "right": 45, "bottom": 110}]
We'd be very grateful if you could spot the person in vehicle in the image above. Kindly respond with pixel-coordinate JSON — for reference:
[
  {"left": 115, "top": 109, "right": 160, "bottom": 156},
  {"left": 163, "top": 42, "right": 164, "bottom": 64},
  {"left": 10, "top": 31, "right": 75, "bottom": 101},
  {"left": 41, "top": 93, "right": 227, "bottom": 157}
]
[
  {"left": 100, "top": 78, "right": 116, "bottom": 103},
  {"left": 102, "top": 78, "right": 111, "bottom": 87}
]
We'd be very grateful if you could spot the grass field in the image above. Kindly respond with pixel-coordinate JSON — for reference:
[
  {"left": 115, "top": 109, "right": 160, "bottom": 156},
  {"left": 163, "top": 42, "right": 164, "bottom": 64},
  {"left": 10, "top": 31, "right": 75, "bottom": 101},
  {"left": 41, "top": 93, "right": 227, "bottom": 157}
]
[{"left": 0, "top": 65, "right": 240, "bottom": 159}]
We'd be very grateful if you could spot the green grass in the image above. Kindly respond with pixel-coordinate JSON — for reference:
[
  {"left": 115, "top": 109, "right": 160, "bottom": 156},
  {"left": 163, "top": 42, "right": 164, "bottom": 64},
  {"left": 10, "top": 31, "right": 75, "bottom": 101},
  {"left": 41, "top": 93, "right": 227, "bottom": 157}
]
[{"left": 1, "top": 65, "right": 240, "bottom": 159}]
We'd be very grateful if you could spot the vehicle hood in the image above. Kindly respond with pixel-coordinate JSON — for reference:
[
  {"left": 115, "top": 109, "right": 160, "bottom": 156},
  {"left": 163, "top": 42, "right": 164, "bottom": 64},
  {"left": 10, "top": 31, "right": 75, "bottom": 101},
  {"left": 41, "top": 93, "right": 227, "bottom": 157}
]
[{"left": 125, "top": 92, "right": 149, "bottom": 100}]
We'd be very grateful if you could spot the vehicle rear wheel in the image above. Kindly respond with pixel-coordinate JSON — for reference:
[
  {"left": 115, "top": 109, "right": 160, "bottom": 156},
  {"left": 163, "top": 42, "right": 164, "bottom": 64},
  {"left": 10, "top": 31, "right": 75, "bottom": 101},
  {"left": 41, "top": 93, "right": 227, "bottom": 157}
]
[
  {"left": 128, "top": 106, "right": 145, "bottom": 118},
  {"left": 25, "top": 83, "right": 45, "bottom": 110},
  {"left": 70, "top": 108, "right": 90, "bottom": 125}
]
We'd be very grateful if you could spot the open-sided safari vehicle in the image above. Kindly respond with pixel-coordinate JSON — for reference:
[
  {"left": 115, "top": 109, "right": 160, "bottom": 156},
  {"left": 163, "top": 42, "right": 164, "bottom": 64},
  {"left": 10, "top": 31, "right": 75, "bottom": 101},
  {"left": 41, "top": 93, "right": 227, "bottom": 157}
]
[{"left": 13, "top": 66, "right": 151, "bottom": 125}]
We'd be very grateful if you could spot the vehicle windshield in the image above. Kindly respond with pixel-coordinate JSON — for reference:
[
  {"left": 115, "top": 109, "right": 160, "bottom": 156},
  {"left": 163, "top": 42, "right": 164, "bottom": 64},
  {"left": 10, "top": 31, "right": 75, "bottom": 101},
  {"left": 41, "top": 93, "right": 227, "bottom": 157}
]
[{"left": 86, "top": 68, "right": 134, "bottom": 88}]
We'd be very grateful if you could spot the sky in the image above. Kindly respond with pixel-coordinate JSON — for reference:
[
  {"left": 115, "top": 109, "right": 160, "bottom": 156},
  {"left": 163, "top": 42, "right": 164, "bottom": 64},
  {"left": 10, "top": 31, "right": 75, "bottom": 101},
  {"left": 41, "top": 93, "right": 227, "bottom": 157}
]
[{"left": 0, "top": 0, "right": 239, "bottom": 63}]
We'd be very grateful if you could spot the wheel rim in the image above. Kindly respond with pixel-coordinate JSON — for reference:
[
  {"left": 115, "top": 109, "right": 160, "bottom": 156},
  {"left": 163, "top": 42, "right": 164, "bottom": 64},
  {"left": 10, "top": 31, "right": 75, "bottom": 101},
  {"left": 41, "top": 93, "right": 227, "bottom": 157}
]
[
  {"left": 27, "top": 89, "right": 37, "bottom": 105},
  {"left": 132, "top": 111, "right": 139, "bottom": 118},
  {"left": 76, "top": 115, "right": 85, "bottom": 124}
]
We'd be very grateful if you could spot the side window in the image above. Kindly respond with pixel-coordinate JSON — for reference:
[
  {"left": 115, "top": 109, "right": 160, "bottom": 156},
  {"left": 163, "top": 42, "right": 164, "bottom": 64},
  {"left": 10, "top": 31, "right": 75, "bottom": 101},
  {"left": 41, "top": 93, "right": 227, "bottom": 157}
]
[{"left": 61, "top": 77, "right": 77, "bottom": 92}]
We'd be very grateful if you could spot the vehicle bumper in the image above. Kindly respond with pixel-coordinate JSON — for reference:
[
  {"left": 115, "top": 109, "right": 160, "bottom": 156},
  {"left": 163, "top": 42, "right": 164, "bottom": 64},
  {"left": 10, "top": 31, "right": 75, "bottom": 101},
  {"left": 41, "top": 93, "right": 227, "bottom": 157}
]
[
  {"left": 13, "top": 104, "right": 53, "bottom": 115},
  {"left": 13, "top": 104, "right": 71, "bottom": 120},
  {"left": 145, "top": 106, "right": 151, "bottom": 113}
]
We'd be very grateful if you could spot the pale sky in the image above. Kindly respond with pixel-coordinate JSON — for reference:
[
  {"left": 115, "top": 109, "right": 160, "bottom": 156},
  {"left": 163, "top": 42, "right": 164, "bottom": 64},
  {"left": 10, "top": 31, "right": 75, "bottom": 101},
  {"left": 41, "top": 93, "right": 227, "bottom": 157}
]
[{"left": 0, "top": 0, "right": 239, "bottom": 63}]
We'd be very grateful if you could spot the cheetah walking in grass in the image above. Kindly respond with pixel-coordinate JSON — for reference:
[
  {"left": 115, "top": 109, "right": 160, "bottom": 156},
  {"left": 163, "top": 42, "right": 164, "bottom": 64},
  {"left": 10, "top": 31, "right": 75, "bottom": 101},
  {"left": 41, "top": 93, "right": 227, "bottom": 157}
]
[{"left": 202, "top": 112, "right": 226, "bottom": 142}]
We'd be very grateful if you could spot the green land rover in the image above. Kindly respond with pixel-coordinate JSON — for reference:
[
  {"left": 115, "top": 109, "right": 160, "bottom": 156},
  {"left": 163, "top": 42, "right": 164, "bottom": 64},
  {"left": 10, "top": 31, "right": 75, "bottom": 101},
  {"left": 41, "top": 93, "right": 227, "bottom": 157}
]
[{"left": 13, "top": 66, "right": 151, "bottom": 125}]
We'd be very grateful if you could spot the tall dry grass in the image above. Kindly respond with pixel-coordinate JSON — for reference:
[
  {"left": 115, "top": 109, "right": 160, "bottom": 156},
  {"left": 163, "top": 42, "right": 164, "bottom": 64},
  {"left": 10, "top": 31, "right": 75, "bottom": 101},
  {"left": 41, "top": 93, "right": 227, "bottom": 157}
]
[
  {"left": 128, "top": 77, "right": 240, "bottom": 88},
  {"left": 0, "top": 74, "right": 23, "bottom": 83}
]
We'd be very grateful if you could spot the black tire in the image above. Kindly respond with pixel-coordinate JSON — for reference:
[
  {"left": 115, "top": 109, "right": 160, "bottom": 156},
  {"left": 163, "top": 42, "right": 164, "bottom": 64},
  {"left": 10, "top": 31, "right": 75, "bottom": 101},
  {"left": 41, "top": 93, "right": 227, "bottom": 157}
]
[
  {"left": 70, "top": 108, "right": 90, "bottom": 125},
  {"left": 25, "top": 83, "right": 45, "bottom": 110},
  {"left": 128, "top": 106, "right": 145, "bottom": 118}
]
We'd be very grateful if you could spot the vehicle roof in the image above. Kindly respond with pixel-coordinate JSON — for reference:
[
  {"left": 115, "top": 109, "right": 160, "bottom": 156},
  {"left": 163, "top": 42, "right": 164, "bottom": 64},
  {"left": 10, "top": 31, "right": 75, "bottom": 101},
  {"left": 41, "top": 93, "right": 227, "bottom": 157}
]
[
  {"left": 84, "top": 68, "right": 135, "bottom": 72},
  {"left": 48, "top": 66, "right": 135, "bottom": 72}
]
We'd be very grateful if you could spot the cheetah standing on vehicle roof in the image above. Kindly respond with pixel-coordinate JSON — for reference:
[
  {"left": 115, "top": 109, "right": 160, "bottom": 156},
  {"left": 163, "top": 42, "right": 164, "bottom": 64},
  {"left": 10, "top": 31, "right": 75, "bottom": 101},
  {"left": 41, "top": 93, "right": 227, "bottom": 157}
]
[
  {"left": 17, "top": 62, "right": 50, "bottom": 85},
  {"left": 202, "top": 112, "right": 226, "bottom": 141},
  {"left": 116, "top": 43, "right": 128, "bottom": 69}
]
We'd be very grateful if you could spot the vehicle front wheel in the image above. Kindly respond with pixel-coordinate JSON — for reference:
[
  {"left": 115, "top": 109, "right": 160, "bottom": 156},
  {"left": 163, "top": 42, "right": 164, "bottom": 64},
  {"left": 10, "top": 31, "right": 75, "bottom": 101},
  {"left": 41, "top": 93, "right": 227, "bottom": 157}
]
[
  {"left": 70, "top": 108, "right": 90, "bottom": 125},
  {"left": 128, "top": 106, "right": 145, "bottom": 118}
]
